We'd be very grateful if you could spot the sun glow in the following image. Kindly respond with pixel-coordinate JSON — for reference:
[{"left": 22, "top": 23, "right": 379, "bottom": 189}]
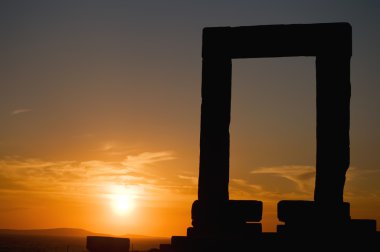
[{"left": 109, "top": 185, "right": 136, "bottom": 216}]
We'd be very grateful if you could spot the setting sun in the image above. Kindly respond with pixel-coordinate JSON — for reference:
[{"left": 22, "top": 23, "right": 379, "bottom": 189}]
[
  {"left": 109, "top": 186, "right": 136, "bottom": 216},
  {"left": 0, "top": 2, "right": 379, "bottom": 248}
]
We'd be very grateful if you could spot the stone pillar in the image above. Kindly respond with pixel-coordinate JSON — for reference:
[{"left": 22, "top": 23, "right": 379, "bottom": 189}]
[
  {"left": 198, "top": 56, "right": 232, "bottom": 203},
  {"left": 315, "top": 56, "right": 351, "bottom": 207}
]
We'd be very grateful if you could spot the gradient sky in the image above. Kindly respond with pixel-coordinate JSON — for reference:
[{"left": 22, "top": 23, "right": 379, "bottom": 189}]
[{"left": 0, "top": 0, "right": 379, "bottom": 237}]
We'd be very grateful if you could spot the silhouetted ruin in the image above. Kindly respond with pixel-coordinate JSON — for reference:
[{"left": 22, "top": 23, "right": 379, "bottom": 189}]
[
  {"left": 196, "top": 22, "right": 352, "bottom": 236},
  {"left": 87, "top": 22, "right": 379, "bottom": 252}
]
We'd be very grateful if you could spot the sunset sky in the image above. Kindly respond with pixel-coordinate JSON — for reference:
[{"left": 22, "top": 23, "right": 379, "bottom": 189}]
[{"left": 0, "top": 1, "right": 379, "bottom": 237}]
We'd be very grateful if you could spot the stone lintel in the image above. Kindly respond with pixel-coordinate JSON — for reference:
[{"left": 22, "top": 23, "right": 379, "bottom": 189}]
[{"left": 202, "top": 23, "right": 352, "bottom": 59}]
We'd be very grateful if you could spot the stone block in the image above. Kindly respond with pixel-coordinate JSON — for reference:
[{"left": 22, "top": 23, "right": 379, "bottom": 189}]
[
  {"left": 192, "top": 199, "right": 262, "bottom": 227},
  {"left": 278, "top": 200, "right": 350, "bottom": 223},
  {"left": 202, "top": 23, "right": 352, "bottom": 59}
]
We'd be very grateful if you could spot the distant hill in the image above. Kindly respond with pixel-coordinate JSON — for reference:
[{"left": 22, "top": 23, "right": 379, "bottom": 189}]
[
  {"left": 0, "top": 228, "right": 171, "bottom": 251},
  {"left": 0, "top": 228, "right": 169, "bottom": 240},
  {"left": 0, "top": 228, "right": 108, "bottom": 237}
]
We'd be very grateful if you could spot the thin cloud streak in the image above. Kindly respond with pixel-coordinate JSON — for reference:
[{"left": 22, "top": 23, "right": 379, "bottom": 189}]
[
  {"left": 251, "top": 165, "right": 315, "bottom": 194},
  {"left": 11, "top": 109, "right": 32, "bottom": 115},
  {"left": 1, "top": 156, "right": 379, "bottom": 209},
  {"left": 0, "top": 152, "right": 177, "bottom": 200},
  {"left": 122, "top": 152, "right": 176, "bottom": 168},
  {"left": 241, "top": 165, "right": 380, "bottom": 202}
]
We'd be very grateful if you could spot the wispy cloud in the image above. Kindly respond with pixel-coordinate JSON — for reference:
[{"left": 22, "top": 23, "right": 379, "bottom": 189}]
[
  {"left": 178, "top": 175, "right": 197, "bottom": 185},
  {"left": 346, "top": 167, "right": 380, "bottom": 181},
  {"left": 11, "top": 108, "right": 32, "bottom": 115},
  {"left": 0, "top": 151, "right": 176, "bottom": 201},
  {"left": 251, "top": 165, "right": 315, "bottom": 194},
  {"left": 1, "top": 156, "right": 378, "bottom": 211},
  {"left": 226, "top": 165, "right": 380, "bottom": 203},
  {"left": 122, "top": 152, "right": 176, "bottom": 168},
  {"left": 229, "top": 178, "right": 264, "bottom": 199}
]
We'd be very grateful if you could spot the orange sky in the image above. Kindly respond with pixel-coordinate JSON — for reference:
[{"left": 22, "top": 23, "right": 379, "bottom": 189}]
[{"left": 0, "top": 1, "right": 379, "bottom": 237}]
